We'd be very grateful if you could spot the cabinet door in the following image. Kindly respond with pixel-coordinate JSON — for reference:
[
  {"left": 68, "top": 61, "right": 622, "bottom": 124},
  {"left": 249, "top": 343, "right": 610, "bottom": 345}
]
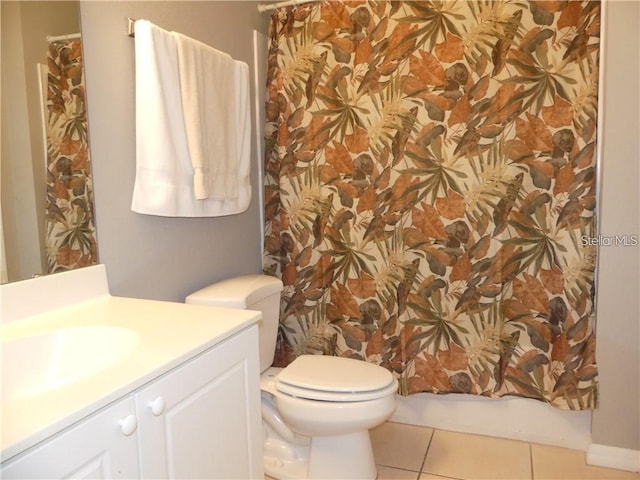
[
  {"left": 135, "top": 326, "right": 262, "bottom": 479},
  {"left": 1, "top": 397, "right": 139, "bottom": 479}
]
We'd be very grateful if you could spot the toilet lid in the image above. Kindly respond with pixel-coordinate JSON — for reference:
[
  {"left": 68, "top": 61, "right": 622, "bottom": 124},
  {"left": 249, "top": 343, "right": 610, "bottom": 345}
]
[{"left": 274, "top": 355, "right": 397, "bottom": 402}]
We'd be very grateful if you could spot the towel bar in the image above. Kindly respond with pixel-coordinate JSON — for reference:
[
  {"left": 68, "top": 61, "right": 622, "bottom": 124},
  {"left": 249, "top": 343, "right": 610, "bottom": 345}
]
[{"left": 128, "top": 17, "right": 136, "bottom": 37}]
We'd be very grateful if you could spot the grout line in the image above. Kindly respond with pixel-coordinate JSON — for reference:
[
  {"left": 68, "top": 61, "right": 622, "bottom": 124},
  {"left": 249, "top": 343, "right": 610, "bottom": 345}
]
[
  {"left": 376, "top": 464, "right": 422, "bottom": 478},
  {"left": 529, "top": 442, "right": 535, "bottom": 480},
  {"left": 374, "top": 461, "right": 424, "bottom": 473},
  {"left": 419, "top": 474, "right": 464, "bottom": 480},
  {"left": 418, "top": 427, "right": 436, "bottom": 474}
]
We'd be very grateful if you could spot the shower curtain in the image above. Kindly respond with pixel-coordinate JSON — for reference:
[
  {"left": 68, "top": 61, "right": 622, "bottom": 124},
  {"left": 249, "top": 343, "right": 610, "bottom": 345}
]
[
  {"left": 263, "top": 0, "right": 600, "bottom": 410},
  {"left": 45, "top": 38, "right": 98, "bottom": 273}
]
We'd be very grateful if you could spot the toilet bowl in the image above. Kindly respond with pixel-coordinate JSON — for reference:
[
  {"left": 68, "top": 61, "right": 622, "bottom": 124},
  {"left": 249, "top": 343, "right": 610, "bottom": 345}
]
[{"left": 186, "top": 275, "right": 398, "bottom": 480}]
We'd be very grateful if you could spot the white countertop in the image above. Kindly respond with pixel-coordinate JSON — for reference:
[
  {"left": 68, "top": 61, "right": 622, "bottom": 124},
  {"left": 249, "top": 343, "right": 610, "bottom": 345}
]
[{"left": 0, "top": 268, "right": 260, "bottom": 463}]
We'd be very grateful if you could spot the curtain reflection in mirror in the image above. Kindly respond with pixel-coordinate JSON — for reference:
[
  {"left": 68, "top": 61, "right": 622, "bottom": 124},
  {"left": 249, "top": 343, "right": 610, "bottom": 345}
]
[{"left": 45, "top": 38, "right": 98, "bottom": 273}]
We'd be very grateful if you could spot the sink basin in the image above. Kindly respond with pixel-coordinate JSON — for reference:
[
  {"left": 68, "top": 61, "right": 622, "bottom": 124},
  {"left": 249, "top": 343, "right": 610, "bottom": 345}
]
[{"left": 1, "top": 326, "right": 140, "bottom": 401}]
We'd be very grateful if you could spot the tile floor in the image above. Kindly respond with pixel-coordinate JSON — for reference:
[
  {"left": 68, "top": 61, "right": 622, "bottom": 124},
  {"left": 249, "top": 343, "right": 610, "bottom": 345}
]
[
  {"left": 265, "top": 421, "right": 640, "bottom": 480},
  {"left": 371, "top": 422, "right": 640, "bottom": 480}
]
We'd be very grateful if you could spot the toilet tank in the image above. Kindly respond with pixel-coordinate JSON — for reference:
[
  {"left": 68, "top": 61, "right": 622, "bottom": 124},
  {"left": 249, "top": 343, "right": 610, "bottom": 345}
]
[{"left": 185, "top": 275, "right": 284, "bottom": 372}]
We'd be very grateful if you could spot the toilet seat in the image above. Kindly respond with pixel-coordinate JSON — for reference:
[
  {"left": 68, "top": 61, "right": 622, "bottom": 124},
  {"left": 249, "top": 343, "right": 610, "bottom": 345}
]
[{"left": 274, "top": 355, "right": 397, "bottom": 402}]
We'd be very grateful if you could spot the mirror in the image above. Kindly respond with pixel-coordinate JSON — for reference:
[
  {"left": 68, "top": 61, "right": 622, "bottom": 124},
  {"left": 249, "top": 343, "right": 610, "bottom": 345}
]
[{"left": 1, "top": 1, "right": 97, "bottom": 284}]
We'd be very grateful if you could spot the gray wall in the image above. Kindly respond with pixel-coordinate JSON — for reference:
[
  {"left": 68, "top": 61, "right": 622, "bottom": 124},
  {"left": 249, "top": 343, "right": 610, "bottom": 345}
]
[
  {"left": 591, "top": 0, "right": 640, "bottom": 451},
  {"left": 80, "top": 1, "right": 269, "bottom": 302},
  {"left": 80, "top": 0, "right": 639, "bottom": 453}
]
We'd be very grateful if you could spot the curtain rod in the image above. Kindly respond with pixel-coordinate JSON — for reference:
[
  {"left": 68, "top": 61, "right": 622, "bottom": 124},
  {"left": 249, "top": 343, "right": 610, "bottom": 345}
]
[
  {"left": 257, "top": 0, "right": 315, "bottom": 13},
  {"left": 46, "top": 33, "right": 81, "bottom": 43}
]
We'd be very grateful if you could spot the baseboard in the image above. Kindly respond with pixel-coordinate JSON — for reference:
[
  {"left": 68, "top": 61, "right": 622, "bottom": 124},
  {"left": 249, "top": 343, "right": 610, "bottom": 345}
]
[{"left": 587, "top": 443, "right": 640, "bottom": 473}]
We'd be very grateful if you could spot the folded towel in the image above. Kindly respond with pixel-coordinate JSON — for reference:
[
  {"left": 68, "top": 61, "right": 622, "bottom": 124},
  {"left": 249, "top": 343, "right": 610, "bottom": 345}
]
[
  {"left": 174, "top": 32, "right": 250, "bottom": 201},
  {"left": 131, "top": 20, "right": 251, "bottom": 217}
]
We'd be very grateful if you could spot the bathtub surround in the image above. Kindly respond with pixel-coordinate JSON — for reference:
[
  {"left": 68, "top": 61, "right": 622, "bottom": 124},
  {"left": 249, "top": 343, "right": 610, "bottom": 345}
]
[
  {"left": 391, "top": 390, "right": 592, "bottom": 451},
  {"left": 264, "top": 0, "right": 600, "bottom": 410},
  {"left": 78, "top": 0, "right": 637, "bottom": 472}
]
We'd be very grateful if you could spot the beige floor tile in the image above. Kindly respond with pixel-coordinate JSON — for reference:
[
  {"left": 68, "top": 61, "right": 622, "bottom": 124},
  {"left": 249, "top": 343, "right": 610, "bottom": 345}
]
[
  {"left": 371, "top": 422, "right": 434, "bottom": 471},
  {"left": 423, "top": 429, "right": 532, "bottom": 480},
  {"left": 377, "top": 464, "right": 422, "bottom": 479},
  {"left": 531, "top": 444, "right": 640, "bottom": 480}
]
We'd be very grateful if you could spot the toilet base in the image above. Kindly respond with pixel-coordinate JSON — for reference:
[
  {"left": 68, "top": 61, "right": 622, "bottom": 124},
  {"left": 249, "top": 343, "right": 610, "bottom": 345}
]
[
  {"left": 264, "top": 430, "right": 377, "bottom": 480},
  {"left": 308, "top": 431, "right": 377, "bottom": 479},
  {"left": 263, "top": 437, "right": 309, "bottom": 480}
]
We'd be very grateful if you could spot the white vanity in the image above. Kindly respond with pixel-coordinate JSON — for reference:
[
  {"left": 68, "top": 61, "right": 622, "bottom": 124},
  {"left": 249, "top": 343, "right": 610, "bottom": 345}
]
[{"left": 0, "top": 265, "right": 263, "bottom": 479}]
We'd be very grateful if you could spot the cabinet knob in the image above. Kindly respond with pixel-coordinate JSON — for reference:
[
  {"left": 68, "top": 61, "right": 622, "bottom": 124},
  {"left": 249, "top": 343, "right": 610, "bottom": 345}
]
[
  {"left": 120, "top": 414, "right": 138, "bottom": 436},
  {"left": 149, "top": 396, "right": 166, "bottom": 416}
]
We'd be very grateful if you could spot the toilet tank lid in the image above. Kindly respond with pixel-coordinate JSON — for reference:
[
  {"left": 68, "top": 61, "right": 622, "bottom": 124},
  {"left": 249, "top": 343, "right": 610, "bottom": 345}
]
[{"left": 185, "top": 274, "right": 283, "bottom": 308}]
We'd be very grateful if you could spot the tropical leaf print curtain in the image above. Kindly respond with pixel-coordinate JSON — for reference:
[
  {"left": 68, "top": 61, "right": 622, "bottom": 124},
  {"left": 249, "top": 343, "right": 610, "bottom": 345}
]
[
  {"left": 263, "top": 0, "right": 600, "bottom": 410},
  {"left": 45, "top": 39, "right": 98, "bottom": 273}
]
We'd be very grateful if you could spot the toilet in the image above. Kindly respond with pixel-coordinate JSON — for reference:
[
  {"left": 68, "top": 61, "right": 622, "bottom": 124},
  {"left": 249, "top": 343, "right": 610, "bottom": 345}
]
[{"left": 186, "top": 275, "right": 398, "bottom": 480}]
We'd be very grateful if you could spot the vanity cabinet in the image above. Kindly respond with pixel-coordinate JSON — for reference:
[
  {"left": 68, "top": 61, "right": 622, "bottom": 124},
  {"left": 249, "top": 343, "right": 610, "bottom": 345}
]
[
  {"left": 1, "top": 326, "right": 262, "bottom": 479},
  {"left": 135, "top": 325, "right": 262, "bottom": 479},
  {"left": 0, "top": 396, "right": 140, "bottom": 478}
]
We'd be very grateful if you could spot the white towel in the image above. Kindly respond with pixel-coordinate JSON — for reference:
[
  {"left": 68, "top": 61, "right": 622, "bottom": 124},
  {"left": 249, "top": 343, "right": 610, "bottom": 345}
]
[
  {"left": 131, "top": 20, "right": 251, "bottom": 217},
  {"left": 174, "top": 32, "right": 250, "bottom": 200}
]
